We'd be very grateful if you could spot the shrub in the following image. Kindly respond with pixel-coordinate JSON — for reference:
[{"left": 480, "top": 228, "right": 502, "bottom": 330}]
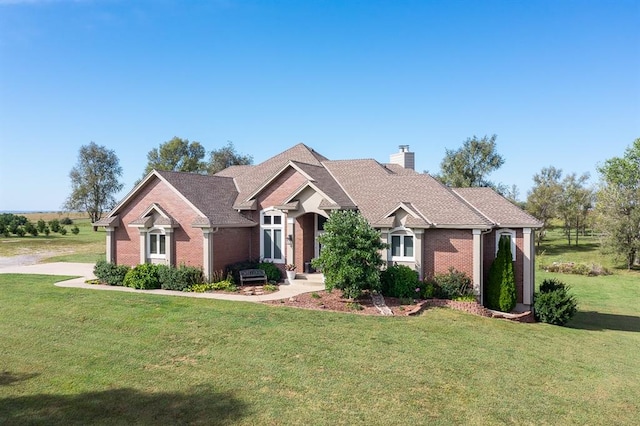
[
  {"left": 534, "top": 278, "right": 578, "bottom": 326},
  {"left": 158, "top": 264, "right": 204, "bottom": 291},
  {"left": 542, "top": 262, "right": 611, "bottom": 276},
  {"left": 209, "top": 280, "right": 237, "bottom": 292},
  {"left": 380, "top": 264, "right": 420, "bottom": 298},
  {"left": 43, "top": 226, "right": 50, "bottom": 236},
  {"left": 59, "top": 227, "right": 67, "bottom": 235},
  {"left": 258, "top": 261, "right": 282, "bottom": 282},
  {"left": 36, "top": 219, "right": 47, "bottom": 233},
  {"left": 94, "top": 260, "right": 130, "bottom": 286},
  {"left": 186, "top": 280, "right": 237, "bottom": 292},
  {"left": 60, "top": 217, "right": 73, "bottom": 225},
  {"left": 186, "top": 283, "right": 216, "bottom": 293},
  {"left": 71, "top": 225, "right": 80, "bottom": 235},
  {"left": 311, "top": 210, "right": 386, "bottom": 299},
  {"left": 263, "top": 283, "right": 278, "bottom": 292},
  {"left": 49, "top": 219, "right": 60, "bottom": 233},
  {"left": 15, "top": 227, "right": 25, "bottom": 237},
  {"left": 225, "top": 259, "right": 259, "bottom": 284},
  {"left": 430, "top": 267, "right": 473, "bottom": 300},
  {"left": 123, "top": 263, "right": 161, "bottom": 289},
  {"left": 421, "top": 280, "right": 437, "bottom": 298}
]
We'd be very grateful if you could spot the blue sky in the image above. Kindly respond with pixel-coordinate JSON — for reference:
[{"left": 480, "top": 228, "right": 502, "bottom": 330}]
[{"left": 1, "top": 0, "right": 638, "bottom": 212}]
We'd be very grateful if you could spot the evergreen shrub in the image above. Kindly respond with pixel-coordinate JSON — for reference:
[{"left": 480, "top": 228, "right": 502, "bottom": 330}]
[
  {"left": 258, "top": 261, "right": 282, "bottom": 282},
  {"left": 486, "top": 235, "right": 517, "bottom": 312},
  {"left": 534, "top": 278, "right": 578, "bottom": 326}
]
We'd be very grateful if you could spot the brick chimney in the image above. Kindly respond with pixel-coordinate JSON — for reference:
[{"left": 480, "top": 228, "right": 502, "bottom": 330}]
[{"left": 389, "top": 145, "right": 415, "bottom": 170}]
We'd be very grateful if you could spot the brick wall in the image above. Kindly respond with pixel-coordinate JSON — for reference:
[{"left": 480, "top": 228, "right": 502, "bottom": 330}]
[
  {"left": 423, "top": 229, "right": 474, "bottom": 279},
  {"left": 114, "top": 177, "right": 203, "bottom": 268},
  {"left": 212, "top": 227, "right": 253, "bottom": 271},
  {"left": 258, "top": 168, "right": 307, "bottom": 208}
]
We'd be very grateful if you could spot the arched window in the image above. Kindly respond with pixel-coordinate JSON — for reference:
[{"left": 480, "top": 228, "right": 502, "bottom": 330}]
[
  {"left": 389, "top": 227, "right": 415, "bottom": 261},
  {"left": 260, "top": 209, "right": 285, "bottom": 263},
  {"left": 147, "top": 228, "right": 166, "bottom": 259},
  {"left": 495, "top": 229, "right": 516, "bottom": 261}
]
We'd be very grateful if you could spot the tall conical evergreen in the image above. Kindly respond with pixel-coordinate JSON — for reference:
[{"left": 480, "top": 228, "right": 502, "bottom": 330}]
[
  {"left": 486, "top": 235, "right": 517, "bottom": 312},
  {"left": 498, "top": 236, "right": 517, "bottom": 312},
  {"left": 486, "top": 237, "right": 504, "bottom": 310}
]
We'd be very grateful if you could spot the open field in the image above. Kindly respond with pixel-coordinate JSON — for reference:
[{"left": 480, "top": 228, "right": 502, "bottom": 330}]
[
  {"left": 0, "top": 223, "right": 638, "bottom": 424},
  {"left": 0, "top": 212, "right": 104, "bottom": 263}
]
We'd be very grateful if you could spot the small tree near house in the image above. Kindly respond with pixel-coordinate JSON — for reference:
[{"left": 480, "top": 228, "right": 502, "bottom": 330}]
[
  {"left": 311, "top": 210, "right": 387, "bottom": 299},
  {"left": 486, "top": 235, "right": 517, "bottom": 312}
]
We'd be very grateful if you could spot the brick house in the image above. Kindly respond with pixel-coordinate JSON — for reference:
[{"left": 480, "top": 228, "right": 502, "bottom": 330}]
[{"left": 96, "top": 143, "right": 541, "bottom": 310}]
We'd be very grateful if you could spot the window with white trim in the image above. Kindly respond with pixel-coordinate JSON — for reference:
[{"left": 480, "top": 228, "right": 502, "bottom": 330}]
[
  {"left": 389, "top": 229, "right": 415, "bottom": 261},
  {"left": 261, "top": 210, "right": 285, "bottom": 263},
  {"left": 148, "top": 229, "right": 166, "bottom": 259},
  {"left": 495, "top": 229, "right": 516, "bottom": 261}
]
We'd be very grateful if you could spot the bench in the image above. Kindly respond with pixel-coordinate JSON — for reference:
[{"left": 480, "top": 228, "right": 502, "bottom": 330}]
[{"left": 239, "top": 269, "right": 268, "bottom": 286}]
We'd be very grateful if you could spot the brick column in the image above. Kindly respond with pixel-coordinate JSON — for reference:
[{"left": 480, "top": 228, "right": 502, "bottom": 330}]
[
  {"left": 472, "top": 229, "right": 483, "bottom": 303},
  {"left": 523, "top": 228, "right": 533, "bottom": 306},
  {"left": 202, "top": 228, "right": 214, "bottom": 281}
]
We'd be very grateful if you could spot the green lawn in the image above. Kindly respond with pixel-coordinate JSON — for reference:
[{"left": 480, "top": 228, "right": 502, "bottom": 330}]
[{"left": 1, "top": 273, "right": 638, "bottom": 425}]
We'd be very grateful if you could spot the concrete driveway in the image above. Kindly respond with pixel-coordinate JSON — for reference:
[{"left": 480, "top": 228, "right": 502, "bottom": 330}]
[{"left": 0, "top": 261, "right": 323, "bottom": 302}]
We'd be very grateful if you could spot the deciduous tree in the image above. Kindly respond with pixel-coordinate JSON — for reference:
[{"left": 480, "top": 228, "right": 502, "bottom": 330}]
[
  {"left": 526, "top": 166, "right": 563, "bottom": 245},
  {"left": 596, "top": 138, "right": 640, "bottom": 269},
  {"left": 207, "top": 141, "right": 253, "bottom": 174},
  {"left": 311, "top": 210, "right": 387, "bottom": 299},
  {"left": 557, "top": 173, "right": 592, "bottom": 246},
  {"left": 438, "top": 134, "right": 504, "bottom": 188},
  {"left": 64, "top": 142, "right": 123, "bottom": 226},
  {"left": 143, "top": 137, "right": 207, "bottom": 176}
]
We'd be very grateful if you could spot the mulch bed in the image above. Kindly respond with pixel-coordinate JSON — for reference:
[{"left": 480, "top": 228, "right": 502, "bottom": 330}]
[{"left": 264, "top": 289, "right": 422, "bottom": 316}]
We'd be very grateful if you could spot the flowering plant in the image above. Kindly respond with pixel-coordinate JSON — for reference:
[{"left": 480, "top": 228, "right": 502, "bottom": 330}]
[{"left": 285, "top": 264, "right": 297, "bottom": 271}]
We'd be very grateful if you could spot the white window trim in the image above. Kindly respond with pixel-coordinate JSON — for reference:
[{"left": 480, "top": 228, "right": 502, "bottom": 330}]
[
  {"left": 147, "top": 228, "right": 167, "bottom": 259},
  {"left": 495, "top": 229, "right": 517, "bottom": 261},
  {"left": 389, "top": 227, "right": 415, "bottom": 261},
  {"left": 260, "top": 208, "right": 285, "bottom": 264}
]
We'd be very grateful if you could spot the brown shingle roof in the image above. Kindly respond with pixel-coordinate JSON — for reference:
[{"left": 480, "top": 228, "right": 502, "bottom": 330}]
[
  {"left": 291, "top": 161, "right": 356, "bottom": 208},
  {"left": 231, "top": 143, "right": 328, "bottom": 204},
  {"left": 452, "top": 187, "right": 542, "bottom": 227},
  {"left": 156, "top": 170, "right": 255, "bottom": 227},
  {"left": 323, "top": 159, "right": 493, "bottom": 228}
]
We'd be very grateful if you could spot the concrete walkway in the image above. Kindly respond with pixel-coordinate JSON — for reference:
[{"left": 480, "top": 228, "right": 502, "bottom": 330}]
[{"left": 0, "top": 262, "right": 325, "bottom": 302}]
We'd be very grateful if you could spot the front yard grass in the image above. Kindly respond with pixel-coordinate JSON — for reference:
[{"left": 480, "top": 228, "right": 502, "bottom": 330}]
[{"left": 1, "top": 273, "right": 638, "bottom": 425}]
